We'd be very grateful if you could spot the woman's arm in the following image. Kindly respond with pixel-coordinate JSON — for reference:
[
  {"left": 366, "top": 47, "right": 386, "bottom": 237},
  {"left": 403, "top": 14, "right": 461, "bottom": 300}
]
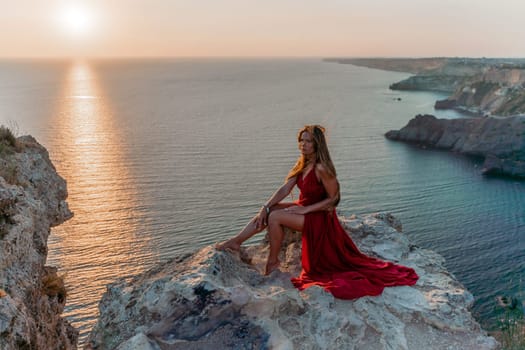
[
  {"left": 263, "top": 176, "right": 297, "bottom": 208},
  {"left": 255, "top": 176, "right": 297, "bottom": 227}
]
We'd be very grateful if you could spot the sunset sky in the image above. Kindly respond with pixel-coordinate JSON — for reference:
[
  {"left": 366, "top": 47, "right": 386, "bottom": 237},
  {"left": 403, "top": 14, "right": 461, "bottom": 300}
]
[{"left": 2, "top": 0, "right": 525, "bottom": 58}]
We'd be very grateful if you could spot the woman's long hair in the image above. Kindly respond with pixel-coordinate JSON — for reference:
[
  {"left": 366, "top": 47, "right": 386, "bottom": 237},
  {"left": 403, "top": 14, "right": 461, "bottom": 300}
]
[
  {"left": 286, "top": 125, "right": 340, "bottom": 207},
  {"left": 286, "top": 125, "right": 337, "bottom": 180}
]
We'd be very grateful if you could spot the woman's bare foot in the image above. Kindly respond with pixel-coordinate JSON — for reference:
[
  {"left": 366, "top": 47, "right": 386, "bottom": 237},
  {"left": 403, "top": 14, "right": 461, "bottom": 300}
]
[
  {"left": 265, "top": 260, "right": 280, "bottom": 275},
  {"left": 215, "top": 239, "right": 241, "bottom": 252}
]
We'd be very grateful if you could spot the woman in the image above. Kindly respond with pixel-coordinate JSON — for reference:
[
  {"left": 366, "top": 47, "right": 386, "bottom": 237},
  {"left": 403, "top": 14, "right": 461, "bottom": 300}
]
[{"left": 216, "top": 125, "right": 418, "bottom": 299}]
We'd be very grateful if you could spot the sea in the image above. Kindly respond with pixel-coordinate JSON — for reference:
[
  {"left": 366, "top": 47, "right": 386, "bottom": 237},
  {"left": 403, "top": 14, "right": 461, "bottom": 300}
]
[{"left": 0, "top": 58, "right": 523, "bottom": 344}]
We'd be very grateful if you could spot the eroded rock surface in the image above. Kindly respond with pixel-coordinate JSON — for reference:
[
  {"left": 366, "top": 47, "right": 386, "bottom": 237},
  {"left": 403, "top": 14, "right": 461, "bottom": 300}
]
[
  {"left": 87, "top": 213, "right": 498, "bottom": 350},
  {"left": 435, "top": 67, "right": 525, "bottom": 116},
  {"left": 0, "top": 135, "right": 78, "bottom": 349}
]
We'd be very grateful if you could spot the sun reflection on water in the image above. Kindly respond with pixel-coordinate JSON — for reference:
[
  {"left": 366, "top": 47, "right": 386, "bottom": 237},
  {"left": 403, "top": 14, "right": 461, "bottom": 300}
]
[{"left": 46, "top": 61, "right": 157, "bottom": 342}]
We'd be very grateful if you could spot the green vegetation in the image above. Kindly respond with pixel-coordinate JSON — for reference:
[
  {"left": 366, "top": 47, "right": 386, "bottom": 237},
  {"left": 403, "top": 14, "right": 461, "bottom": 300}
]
[
  {"left": 0, "top": 125, "right": 17, "bottom": 155},
  {"left": 496, "top": 310, "right": 525, "bottom": 349},
  {"left": 0, "top": 160, "right": 18, "bottom": 185},
  {"left": 491, "top": 294, "right": 525, "bottom": 350},
  {"left": 0, "top": 125, "right": 20, "bottom": 185},
  {"left": 0, "top": 125, "right": 20, "bottom": 238},
  {"left": 0, "top": 196, "right": 16, "bottom": 239}
]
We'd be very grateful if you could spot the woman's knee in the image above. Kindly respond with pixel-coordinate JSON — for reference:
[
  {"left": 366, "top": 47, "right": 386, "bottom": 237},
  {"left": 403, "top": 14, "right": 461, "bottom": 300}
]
[
  {"left": 268, "top": 209, "right": 284, "bottom": 227},
  {"left": 268, "top": 209, "right": 304, "bottom": 232}
]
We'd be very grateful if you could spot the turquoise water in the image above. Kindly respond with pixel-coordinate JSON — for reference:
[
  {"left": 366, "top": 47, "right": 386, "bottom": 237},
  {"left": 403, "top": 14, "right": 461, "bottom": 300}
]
[{"left": 0, "top": 58, "right": 523, "bottom": 343}]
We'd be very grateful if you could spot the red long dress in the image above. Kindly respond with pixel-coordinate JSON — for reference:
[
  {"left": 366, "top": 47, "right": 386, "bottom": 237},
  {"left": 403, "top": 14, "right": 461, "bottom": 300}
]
[{"left": 290, "top": 169, "right": 419, "bottom": 299}]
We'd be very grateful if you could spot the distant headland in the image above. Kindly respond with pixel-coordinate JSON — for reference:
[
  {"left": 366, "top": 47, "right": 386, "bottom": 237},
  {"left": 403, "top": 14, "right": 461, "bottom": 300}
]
[
  {"left": 325, "top": 57, "right": 525, "bottom": 116},
  {"left": 326, "top": 57, "right": 525, "bottom": 178}
]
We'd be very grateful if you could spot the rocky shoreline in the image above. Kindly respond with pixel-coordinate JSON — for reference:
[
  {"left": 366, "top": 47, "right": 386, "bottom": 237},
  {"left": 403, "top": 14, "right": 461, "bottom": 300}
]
[
  {"left": 327, "top": 57, "right": 525, "bottom": 179},
  {"left": 0, "top": 135, "right": 78, "bottom": 349},
  {"left": 327, "top": 57, "right": 525, "bottom": 116},
  {"left": 86, "top": 213, "right": 498, "bottom": 350},
  {"left": 385, "top": 114, "right": 525, "bottom": 178}
]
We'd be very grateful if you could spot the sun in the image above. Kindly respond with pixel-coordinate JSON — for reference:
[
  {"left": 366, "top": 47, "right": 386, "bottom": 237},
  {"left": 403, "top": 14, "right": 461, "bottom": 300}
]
[{"left": 58, "top": 4, "right": 95, "bottom": 37}]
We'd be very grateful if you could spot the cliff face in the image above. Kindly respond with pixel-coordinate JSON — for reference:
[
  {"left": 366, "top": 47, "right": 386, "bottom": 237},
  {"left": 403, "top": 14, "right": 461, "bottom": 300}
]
[
  {"left": 0, "top": 135, "right": 78, "bottom": 349},
  {"left": 87, "top": 213, "right": 497, "bottom": 350},
  {"left": 436, "top": 67, "right": 525, "bottom": 116},
  {"left": 385, "top": 114, "right": 525, "bottom": 177}
]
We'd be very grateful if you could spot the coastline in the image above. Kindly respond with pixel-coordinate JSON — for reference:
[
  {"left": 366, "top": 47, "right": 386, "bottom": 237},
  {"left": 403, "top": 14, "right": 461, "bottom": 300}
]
[
  {"left": 326, "top": 57, "right": 525, "bottom": 179},
  {"left": 327, "top": 57, "right": 525, "bottom": 117}
]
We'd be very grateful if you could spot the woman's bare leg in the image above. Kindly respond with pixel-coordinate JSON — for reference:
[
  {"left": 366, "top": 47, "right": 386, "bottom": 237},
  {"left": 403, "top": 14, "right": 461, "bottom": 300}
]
[
  {"left": 265, "top": 209, "right": 304, "bottom": 274},
  {"left": 216, "top": 203, "right": 295, "bottom": 251},
  {"left": 215, "top": 217, "right": 264, "bottom": 251}
]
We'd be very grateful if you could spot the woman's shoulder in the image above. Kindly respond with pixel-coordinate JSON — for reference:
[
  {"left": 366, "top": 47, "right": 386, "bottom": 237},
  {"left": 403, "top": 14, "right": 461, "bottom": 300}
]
[
  {"left": 315, "top": 163, "right": 336, "bottom": 179},
  {"left": 315, "top": 163, "right": 328, "bottom": 173}
]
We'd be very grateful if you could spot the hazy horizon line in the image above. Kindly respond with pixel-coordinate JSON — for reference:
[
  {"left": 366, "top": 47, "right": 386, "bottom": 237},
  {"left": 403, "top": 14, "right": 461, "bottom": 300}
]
[{"left": 2, "top": 54, "right": 525, "bottom": 62}]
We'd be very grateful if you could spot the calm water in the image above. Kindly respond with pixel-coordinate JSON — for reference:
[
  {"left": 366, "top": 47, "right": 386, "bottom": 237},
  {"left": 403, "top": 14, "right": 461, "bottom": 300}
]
[{"left": 0, "top": 59, "right": 523, "bottom": 344}]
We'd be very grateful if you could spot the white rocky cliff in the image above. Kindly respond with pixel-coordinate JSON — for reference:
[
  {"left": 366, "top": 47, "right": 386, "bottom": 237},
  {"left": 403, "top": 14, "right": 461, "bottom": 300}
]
[
  {"left": 0, "top": 134, "right": 78, "bottom": 349},
  {"left": 87, "top": 213, "right": 498, "bottom": 350}
]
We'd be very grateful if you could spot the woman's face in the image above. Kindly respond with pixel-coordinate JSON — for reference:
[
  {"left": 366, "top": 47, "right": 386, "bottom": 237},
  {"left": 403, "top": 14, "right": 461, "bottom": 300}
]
[{"left": 299, "top": 131, "right": 315, "bottom": 157}]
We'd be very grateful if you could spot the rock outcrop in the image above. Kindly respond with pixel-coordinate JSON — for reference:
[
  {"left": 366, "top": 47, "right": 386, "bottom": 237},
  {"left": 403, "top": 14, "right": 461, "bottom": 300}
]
[
  {"left": 87, "top": 213, "right": 498, "bottom": 350},
  {"left": 0, "top": 135, "right": 78, "bottom": 349},
  {"left": 385, "top": 114, "right": 525, "bottom": 178}
]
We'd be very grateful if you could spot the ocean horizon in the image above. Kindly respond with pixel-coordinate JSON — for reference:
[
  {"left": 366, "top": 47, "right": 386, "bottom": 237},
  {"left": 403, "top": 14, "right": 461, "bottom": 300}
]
[{"left": 1, "top": 58, "right": 523, "bottom": 344}]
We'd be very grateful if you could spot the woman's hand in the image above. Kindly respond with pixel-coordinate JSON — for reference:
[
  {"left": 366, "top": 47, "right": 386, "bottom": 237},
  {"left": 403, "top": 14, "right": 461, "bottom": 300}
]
[
  {"left": 284, "top": 205, "right": 308, "bottom": 215},
  {"left": 255, "top": 206, "right": 268, "bottom": 229}
]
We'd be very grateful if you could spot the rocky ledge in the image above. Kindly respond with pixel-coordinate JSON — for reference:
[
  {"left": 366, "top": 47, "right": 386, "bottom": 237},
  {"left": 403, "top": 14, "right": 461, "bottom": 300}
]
[
  {"left": 87, "top": 213, "right": 497, "bottom": 350},
  {"left": 385, "top": 114, "right": 525, "bottom": 178},
  {"left": 0, "top": 135, "right": 78, "bottom": 349}
]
